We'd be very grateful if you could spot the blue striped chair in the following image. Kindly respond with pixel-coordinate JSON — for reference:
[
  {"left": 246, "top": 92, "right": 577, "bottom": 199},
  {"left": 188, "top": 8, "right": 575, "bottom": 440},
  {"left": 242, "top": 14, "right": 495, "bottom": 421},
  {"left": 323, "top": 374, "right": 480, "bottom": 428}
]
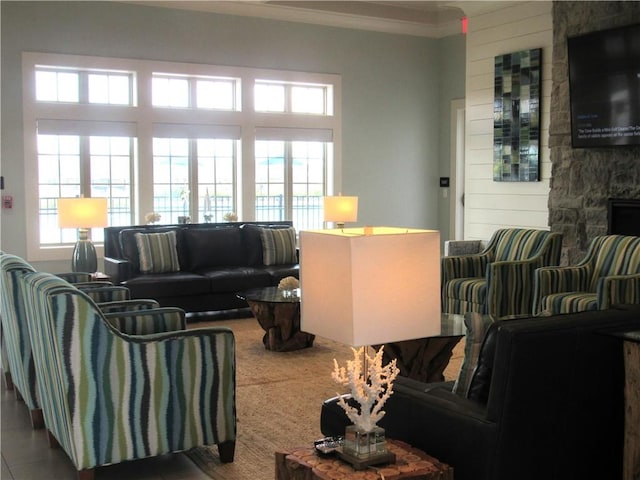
[
  {"left": 0, "top": 253, "right": 176, "bottom": 431},
  {"left": 533, "top": 235, "right": 640, "bottom": 315},
  {"left": 0, "top": 254, "right": 41, "bottom": 427},
  {"left": 20, "top": 271, "right": 236, "bottom": 480},
  {"left": 442, "top": 228, "right": 563, "bottom": 319}
]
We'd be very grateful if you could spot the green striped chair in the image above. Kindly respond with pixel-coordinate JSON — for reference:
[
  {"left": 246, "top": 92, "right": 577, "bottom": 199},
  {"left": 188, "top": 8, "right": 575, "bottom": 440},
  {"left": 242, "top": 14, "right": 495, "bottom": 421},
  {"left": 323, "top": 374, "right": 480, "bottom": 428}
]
[
  {"left": 1, "top": 253, "right": 180, "bottom": 432},
  {"left": 21, "top": 271, "right": 236, "bottom": 480},
  {"left": 533, "top": 235, "right": 640, "bottom": 315},
  {"left": 0, "top": 254, "right": 42, "bottom": 427},
  {"left": 442, "top": 228, "right": 563, "bottom": 319}
]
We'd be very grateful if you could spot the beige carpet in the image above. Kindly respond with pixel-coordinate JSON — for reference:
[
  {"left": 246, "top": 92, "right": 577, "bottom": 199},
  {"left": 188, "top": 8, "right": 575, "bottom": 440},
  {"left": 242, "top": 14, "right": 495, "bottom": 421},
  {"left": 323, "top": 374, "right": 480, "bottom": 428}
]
[{"left": 184, "top": 317, "right": 464, "bottom": 480}]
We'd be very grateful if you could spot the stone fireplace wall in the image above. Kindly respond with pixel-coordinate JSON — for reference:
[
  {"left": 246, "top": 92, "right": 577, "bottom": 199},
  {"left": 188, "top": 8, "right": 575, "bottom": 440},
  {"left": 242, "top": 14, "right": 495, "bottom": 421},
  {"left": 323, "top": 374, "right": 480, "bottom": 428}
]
[{"left": 550, "top": 1, "right": 640, "bottom": 264}]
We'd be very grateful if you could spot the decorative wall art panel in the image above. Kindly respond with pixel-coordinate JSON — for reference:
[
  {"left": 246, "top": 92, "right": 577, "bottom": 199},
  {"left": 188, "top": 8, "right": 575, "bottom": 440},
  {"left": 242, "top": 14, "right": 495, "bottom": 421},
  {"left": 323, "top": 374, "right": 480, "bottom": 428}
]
[{"left": 493, "top": 48, "right": 541, "bottom": 182}]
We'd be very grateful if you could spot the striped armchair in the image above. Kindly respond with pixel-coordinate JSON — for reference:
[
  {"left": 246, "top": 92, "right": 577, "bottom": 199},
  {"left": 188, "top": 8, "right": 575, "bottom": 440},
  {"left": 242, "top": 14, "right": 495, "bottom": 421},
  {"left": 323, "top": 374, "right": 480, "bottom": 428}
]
[
  {"left": 442, "top": 228, "right": 563, "bottom": 319},
  {"left": 0, "top": 253, "right": 164, "bottom": 429},
  {"left": 21, "top": 271, "right": 236, "bottom": 480},
  {"left": 0, "top": 254, "right": 40, "bottom": 427},
  {"left": 533, "top": 235, "right": 640, "bottom": 315}
]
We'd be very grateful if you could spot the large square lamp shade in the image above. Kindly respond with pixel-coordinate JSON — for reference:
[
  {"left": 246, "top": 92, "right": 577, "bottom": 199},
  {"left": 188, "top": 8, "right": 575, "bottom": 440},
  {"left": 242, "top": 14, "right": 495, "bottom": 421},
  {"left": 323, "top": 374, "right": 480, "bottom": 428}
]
[
  {"left": 58, "top": 197, "right": 108, "bottom": 273},
  {"left": 300, "top": 227, "right": 441, "bottom": 346}
]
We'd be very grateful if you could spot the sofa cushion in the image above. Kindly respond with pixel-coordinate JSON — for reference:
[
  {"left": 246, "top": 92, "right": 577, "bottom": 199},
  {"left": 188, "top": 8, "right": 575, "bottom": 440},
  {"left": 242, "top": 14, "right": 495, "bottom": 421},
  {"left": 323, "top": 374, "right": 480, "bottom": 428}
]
[
  {"left": 124, "top": 272, "right": 210, "bottom": 298},
  {"left": 120, "top": 227, "right": 186, "bottom": 273},
  {"left": 135, "top": 230, "right": 181, "bottom": 273},
  {"left": 184, "top": 227, "right": 245, "bottom": 270},
  {"left": 452, "top": 313, "right": 494, "bottom": 396},
  {"left": 202, "top": 267, "right": 272, "bottom": 292},
  {"left": 261, "top": 227, "right": 297, "bottom": 265}
]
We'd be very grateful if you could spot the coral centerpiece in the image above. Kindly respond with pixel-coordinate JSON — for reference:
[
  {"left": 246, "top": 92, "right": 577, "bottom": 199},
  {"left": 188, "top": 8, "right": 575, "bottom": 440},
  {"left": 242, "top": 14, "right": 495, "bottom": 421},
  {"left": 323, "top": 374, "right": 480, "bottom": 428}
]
[{"left": 332, "top": 346, "right": 399, "bottom": 432}]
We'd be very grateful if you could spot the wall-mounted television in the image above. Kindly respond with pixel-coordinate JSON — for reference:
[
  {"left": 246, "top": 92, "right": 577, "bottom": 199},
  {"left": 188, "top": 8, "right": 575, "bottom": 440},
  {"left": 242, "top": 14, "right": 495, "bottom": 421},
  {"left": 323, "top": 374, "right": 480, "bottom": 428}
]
[{"left": 567, "top": 23, "right": 640, "bottom": 148}]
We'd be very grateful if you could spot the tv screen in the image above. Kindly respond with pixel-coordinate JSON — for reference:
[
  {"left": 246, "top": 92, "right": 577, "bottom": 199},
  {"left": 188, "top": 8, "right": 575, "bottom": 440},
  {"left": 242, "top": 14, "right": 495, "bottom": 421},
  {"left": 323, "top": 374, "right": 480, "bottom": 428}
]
[{"left": 567, "top": 23, "right": 640, "bottom": 148}]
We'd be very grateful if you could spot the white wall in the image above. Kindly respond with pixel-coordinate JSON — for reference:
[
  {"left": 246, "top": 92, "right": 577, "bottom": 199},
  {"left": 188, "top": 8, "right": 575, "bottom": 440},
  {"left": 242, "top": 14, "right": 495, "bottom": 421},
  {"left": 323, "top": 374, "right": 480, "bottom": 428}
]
[{"left": 463, "top": 1, "right": 553, "bottom": 240}]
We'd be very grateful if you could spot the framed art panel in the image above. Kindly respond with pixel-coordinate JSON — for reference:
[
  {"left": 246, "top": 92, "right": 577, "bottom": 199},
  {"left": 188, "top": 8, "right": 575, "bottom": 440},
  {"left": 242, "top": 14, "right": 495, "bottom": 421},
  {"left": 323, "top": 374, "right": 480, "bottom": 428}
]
[{"left": 493, "top": 48, "right": 541, "bottom": 182}]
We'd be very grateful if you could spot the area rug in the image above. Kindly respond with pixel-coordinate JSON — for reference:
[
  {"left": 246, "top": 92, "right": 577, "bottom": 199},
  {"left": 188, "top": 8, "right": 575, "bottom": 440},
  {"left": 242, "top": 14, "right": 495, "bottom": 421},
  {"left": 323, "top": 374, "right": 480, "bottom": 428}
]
[{"left": 184, "top": 317, "right": 464, "bottom": 480}]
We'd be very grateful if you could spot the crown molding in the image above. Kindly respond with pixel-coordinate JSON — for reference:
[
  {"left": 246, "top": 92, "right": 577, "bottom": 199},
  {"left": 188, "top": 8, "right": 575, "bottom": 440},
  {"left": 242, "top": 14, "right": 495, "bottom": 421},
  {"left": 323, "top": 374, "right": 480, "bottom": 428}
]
[{"left": 124, "top": 1, "right": 466, "bottom": 38}]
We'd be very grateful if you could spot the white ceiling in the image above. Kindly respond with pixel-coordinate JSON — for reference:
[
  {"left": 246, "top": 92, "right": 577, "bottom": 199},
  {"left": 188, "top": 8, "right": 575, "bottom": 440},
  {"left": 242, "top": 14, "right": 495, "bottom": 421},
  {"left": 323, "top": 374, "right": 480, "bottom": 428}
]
[{"left": 125, "top": 1, "right": 512, "bottom": 38}]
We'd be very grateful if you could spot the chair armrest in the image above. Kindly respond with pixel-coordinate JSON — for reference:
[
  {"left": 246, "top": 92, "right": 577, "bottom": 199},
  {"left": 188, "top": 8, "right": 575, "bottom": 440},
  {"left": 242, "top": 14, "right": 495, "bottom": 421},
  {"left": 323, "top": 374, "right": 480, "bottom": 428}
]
[
  {"left": 441, "top": 252, "right": 491, "bottom": 285},
  {"left": 104, "top": 307, "right": 186, "bottom": 334},
  {"left": 104, "top": 257, "right": 133, "bottom": 284},
  {"left": 597, "top": 274, "right": 640, "bottom": 309},
  {"left": 532, "top": 265, "right": 591, "bottom": 315},
  {"left": 80, "top": 285, "right": 130, "bottom": 303},
  {"left": 73, "top": 281, "right": 114, "bottom": 289},
  {"left": 98, "top": 299, "right": 160, "bottom": 314},
  {"left": 56, "top": 272, "right": 93, "bottom": 283},
  {"left": 486, "top": 258, "right": 544, "bottom": 318}
]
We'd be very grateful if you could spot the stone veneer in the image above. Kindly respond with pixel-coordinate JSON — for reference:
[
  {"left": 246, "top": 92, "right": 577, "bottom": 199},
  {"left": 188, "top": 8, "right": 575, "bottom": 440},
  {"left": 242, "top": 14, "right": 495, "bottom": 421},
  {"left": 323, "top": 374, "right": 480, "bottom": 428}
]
[{"left": 550, "top": 1, "right": 640, "bottom": 264}]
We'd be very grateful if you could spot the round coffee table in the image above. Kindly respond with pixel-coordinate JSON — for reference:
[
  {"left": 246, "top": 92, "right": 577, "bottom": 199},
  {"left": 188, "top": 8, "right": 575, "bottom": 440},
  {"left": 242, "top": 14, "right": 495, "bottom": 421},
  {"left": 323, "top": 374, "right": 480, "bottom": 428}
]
[{"left": 237, "top": 286, "right": 315, "bottom": 352}]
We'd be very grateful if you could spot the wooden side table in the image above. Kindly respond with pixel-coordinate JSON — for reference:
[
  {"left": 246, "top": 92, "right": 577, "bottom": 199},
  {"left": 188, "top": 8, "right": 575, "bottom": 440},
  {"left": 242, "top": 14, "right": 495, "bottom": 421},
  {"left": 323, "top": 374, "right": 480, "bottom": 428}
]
[
  {"left": 602, "top": 328, "right": 640, "bottom": 480},
  {"left": 275, "top": 439, "right": 453, "bottom": 480}
]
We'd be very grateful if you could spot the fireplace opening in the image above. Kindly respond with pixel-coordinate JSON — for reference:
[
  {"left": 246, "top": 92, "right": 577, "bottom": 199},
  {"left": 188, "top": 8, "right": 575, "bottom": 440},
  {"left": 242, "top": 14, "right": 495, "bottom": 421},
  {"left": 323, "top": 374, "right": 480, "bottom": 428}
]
[{"left": 608, "top": 198, "right": 640, "bottom": 236}]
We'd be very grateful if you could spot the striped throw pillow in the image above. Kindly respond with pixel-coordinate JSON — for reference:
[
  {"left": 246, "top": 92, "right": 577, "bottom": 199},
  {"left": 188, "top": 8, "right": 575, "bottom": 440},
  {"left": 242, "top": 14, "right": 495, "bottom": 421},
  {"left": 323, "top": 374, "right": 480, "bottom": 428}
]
[
  {"left": 135, "top": 230, "right": 180, "bottom": 273},
  {"left": 260, "top": 227, "right": 297, "bottom": 266}
]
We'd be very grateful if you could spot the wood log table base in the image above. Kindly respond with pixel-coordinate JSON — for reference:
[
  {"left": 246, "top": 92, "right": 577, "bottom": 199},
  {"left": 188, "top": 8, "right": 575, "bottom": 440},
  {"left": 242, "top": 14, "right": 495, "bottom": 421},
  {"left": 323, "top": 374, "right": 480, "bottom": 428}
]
[
  {"left": 378, "top": 336, "right": 463, "bottom": 383},
  {"left": 623, "top": 340, "right": 640, "bottom": 480},
  {"left": 275, "top": 439, "right": 453, "bottom": 480},
  {"left": 247, "top": 300, "right": 315, "bottom": 352}
]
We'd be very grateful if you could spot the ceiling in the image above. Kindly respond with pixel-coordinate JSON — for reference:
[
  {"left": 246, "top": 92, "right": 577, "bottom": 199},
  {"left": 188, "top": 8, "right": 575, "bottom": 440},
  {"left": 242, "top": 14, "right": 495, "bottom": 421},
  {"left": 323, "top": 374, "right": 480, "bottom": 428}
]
[{"left": 126, "top": 1, "right": 511, "bottom": 38}]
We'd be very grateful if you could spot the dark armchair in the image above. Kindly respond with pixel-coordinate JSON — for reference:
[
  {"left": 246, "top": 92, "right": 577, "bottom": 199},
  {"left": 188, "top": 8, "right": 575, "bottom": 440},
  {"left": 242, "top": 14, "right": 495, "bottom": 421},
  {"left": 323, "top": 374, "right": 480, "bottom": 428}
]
[{"left": 321, "top": 306, "right": 640, "bottom": 480}]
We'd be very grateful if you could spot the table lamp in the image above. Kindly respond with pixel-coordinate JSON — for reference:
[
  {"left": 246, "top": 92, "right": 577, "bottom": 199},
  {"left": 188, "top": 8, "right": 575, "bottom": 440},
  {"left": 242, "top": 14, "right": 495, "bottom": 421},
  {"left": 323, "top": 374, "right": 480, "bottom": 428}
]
[
  {"left": 323, "top": 195, "right": 358, "bottom": 229},
  {"left": 58, "top": 197, "right": 108, "bottom": 273},
  {"left": 299, "top": 226, "right": 441, "bottom": 467}
]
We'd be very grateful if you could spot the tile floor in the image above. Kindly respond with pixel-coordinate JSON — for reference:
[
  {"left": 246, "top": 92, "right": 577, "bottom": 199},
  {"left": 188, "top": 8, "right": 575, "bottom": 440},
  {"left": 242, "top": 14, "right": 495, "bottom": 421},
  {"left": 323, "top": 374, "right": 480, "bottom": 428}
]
[{"left": 0, "top": 378, "right": 210, "bottom": 480}]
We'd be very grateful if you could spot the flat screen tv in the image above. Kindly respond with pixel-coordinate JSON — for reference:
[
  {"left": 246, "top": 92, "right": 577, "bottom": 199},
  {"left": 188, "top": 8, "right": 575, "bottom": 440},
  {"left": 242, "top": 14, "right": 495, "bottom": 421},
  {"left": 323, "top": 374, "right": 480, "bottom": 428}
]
[{"left": 567, "top": 23, "right": 640, "bottom": 148}]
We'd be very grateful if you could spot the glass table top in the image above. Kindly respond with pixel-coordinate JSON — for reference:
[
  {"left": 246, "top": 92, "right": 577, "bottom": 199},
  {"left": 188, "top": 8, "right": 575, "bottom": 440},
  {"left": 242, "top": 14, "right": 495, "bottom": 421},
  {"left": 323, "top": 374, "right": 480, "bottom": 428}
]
[
  {"left": 237, "top": 287, "right": 467, "bottom": 338},
  {"left": 237, "top": 286, "right": 300, "bottom": 303}
]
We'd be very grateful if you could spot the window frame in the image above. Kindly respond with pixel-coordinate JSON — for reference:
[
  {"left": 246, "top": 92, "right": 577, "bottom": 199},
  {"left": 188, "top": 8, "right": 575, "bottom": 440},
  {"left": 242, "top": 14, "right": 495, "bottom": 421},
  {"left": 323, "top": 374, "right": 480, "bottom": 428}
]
[{"left": 23, "top": 52, "right": 342, "bottom": 263}]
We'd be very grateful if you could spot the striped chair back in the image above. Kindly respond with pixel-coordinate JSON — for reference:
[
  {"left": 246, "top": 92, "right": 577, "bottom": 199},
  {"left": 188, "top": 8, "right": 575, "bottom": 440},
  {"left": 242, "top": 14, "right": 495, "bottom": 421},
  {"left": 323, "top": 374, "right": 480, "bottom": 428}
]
[
  {"left": 586, "top": 235, "right": 640, "bottom": 291},
  {"left": 493, "top": 228, "right": 559, "bottom": 263},
  {"left": 0, "top": 255, "right": 39, "bottom": 412}
]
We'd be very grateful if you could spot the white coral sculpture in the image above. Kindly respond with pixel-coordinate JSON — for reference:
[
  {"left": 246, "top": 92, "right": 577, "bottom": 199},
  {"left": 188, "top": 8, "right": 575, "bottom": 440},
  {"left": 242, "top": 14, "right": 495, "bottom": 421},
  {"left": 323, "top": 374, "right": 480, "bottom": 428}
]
[
  {"left": 332, "top": 346, "right": 400, "bottom": 432},
  {"left": 278, "top": 276, "right": 299, "bottom": 290}
]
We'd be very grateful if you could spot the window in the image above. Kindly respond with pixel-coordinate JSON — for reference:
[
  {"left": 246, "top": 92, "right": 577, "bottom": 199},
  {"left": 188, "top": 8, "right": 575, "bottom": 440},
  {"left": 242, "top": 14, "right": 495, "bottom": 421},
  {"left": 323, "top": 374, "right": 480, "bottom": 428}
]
[
  {"left": 23, "top": 53, "right": 341, "bottom": 262},
  {"left": 152, "top": 73, "right": 240, "bottom": 110},
  {"left": 255, "top": 140, "right": 327, "bottom": 231},
  {"left": 255, "top": 80, "right": 332, "bottom": 115}
]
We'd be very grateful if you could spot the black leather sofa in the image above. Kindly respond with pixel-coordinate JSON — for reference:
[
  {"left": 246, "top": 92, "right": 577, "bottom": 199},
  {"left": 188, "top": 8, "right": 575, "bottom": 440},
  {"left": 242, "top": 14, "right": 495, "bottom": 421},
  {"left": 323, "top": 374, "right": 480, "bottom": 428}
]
[
  {"left": 321, "top": 305, "right": 640, "bottom": 480},
  {"left": 104, "top": 221, "right": 298, "bottom": 313}
]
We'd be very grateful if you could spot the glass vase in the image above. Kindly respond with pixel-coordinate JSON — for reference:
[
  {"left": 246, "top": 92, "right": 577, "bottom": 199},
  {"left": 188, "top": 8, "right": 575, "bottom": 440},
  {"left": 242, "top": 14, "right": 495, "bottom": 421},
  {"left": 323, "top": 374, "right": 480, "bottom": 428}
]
[{"left": 343, "top": 425, "right": 386, "bottom": 458}]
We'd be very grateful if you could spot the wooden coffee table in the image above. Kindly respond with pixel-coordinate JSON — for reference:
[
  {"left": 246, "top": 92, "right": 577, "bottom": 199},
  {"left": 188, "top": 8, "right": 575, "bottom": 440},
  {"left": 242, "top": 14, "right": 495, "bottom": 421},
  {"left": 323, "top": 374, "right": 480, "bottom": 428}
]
[
  {"left": 237, "top": 286, "right": 315, "bottom": 352},
  {"left": 275, "top": 438, "right": 453, "bottom": 480}
]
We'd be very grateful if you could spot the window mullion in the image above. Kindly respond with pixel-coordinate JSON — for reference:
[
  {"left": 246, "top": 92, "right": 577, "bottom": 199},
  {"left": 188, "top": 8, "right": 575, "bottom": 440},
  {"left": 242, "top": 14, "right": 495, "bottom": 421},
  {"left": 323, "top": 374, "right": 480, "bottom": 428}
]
[
  {"left": 80, "top": 136, "right": 91, "bottom": 197},
  {"left": 284, "top": 142, "right": 293, "bottom": 219},
  {"left": 78, "top": 71, "right": 89, "bottom": 103},
  {"left": 190, "top": 138, "right": 198, "bottom": 219}
]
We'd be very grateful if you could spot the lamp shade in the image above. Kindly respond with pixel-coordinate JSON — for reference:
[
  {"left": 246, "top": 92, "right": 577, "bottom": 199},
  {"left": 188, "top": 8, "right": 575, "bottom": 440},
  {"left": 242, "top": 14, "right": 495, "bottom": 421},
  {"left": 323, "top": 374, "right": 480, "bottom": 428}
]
[
  {"left": 58, "top": 197, "right": 108, "bottom": 228},
  {"left": 300, "top": 227, "right": 441, "bottom": 347},
  {"left": 323, "top": 196, "right": 358, "bottom": 224}
]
